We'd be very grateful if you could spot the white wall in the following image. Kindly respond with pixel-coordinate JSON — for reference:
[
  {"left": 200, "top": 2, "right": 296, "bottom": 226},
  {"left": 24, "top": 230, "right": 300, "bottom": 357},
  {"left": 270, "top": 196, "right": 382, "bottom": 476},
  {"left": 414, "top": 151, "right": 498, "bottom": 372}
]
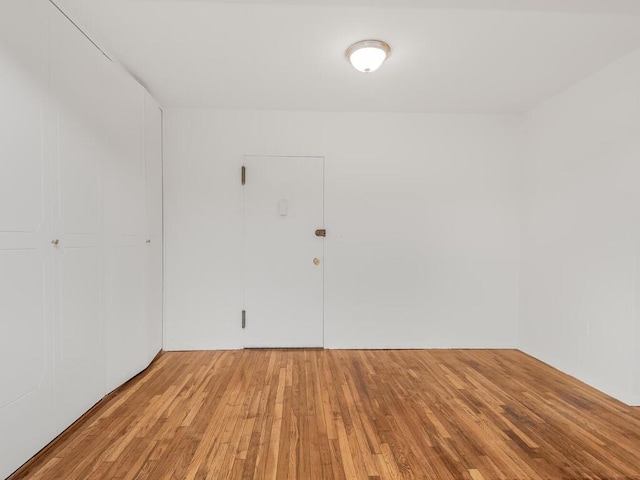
[
  {"left": 521, "top": 47, "right": 640, "bottom": 406},
  {"left": 0, "top": 1, "right": 163, "bottom": 477},
  {"left": 164, "top": 109, "right": 523, "bottom": 350}
]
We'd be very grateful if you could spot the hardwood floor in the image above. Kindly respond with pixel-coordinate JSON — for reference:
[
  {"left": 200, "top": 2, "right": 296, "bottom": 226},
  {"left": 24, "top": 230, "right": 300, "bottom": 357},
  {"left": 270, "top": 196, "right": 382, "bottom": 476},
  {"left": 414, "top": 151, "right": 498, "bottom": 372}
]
[{"left": 10, "top": 349, "right": 640, "bottom": 480}]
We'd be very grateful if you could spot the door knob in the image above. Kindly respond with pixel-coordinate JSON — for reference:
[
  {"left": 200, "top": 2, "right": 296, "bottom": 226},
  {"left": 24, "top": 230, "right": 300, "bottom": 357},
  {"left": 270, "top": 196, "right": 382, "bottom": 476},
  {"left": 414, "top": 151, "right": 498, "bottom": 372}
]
[
  {"left": 313, "top": 257, "right": 320, "bottom": 265},
  {"left": 146, "top": 239, "right": 151, "bottom": 244},
  {"left": 51, "top": 239, "right": 60, "bottom": 246}
]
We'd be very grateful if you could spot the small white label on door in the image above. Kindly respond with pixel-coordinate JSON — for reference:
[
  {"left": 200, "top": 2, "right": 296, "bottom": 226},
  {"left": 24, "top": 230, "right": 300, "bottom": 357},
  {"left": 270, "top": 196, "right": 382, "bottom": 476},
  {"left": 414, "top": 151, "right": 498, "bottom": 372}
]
[{"left": 279, "top": 199, "right": 288, "bottom": 216}]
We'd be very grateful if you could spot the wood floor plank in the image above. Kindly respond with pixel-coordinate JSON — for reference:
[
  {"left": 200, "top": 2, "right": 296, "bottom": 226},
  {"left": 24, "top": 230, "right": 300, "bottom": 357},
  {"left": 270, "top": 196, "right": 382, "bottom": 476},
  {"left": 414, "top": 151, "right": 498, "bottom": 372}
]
[{"left": 9, "top": 349, "right": 640, "bottom": 480}]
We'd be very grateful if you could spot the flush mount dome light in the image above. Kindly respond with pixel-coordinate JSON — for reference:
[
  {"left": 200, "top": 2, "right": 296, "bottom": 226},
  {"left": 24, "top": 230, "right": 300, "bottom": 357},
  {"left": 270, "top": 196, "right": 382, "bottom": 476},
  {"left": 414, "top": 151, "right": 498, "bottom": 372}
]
[{"left": 346, "top": 40, "right": 391, "bottom": 73}]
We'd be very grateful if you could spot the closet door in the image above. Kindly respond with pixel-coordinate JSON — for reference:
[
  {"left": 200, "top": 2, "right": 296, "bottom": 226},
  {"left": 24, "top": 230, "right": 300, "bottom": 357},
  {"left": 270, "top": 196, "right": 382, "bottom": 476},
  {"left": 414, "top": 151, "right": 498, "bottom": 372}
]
[
  {"left": 103, "top": 68, "right": 148, "bottom": 393},
  {"left": 50, "top": 7, "right": 109, "bottom": 430},
  {"left": 144, "top": 94, "right": 163, "bottom": 362},
  {"left": 0, "top": 2, "right": 54, "bottom": 478}
]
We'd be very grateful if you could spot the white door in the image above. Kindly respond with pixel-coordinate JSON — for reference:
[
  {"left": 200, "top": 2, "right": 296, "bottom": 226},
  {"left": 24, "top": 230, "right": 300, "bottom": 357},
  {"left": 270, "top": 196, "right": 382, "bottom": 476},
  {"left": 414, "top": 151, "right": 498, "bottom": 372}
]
[
  {"left": 102, "top": 65, "right": 147, "bottom": 393},
  {"left": 243, "top": 156, "right": 324, "bottom": 348},
  {"left": 50, "top": 7, "right": 108, "bottom": 429},
  {"left": 0, "top": 1, "right": 56, "bottom": 476},
  {"left": 144, "top": 94, "right": 163, "bottom": 361}
]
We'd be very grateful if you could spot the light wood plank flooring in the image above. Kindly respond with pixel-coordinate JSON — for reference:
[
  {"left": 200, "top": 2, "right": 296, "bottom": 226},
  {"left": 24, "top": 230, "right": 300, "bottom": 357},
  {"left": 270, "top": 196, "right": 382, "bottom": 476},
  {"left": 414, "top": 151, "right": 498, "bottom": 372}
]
[{"left": 10, "top": 350, "right": 640, "bottom": 479}]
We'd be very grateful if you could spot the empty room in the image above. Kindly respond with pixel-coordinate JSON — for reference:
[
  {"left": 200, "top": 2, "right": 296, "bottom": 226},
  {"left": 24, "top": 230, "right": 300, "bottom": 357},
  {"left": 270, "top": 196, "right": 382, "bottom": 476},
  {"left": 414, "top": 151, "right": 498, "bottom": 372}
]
[{"left": 2, "top": 0, "right": 640, "bottom": 479}]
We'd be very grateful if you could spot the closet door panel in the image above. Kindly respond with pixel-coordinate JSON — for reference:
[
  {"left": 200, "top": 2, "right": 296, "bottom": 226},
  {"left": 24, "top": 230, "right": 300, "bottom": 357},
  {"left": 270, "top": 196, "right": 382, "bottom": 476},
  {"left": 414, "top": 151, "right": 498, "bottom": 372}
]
[
  {"left": 57, "top": 123, "right": 101, "bottom": 235},
  {"left": 105, "top": 246, "right": 146, "bottom": 392},
  {"left": 59, "top": 249, "right": 102, "bottom": 365},
  {"left": 0, "top": 248, "right": 53, "bottom": 479},
  {"left": 54, "top": 247, "right": 103, "bottom": 426},
  {"left": 103, "top": 67, "right": 148, "bottom": 391},
  {"left": 50, "top": 6, "right": 108, "bottom": 431},
  {"left": 0, "top": 0, "right": 46, "bottom": 234},
  {"left": 145, "top": 95, "right": 163, "bottom": 360},
  {"left": 145, "top": 97, "right": 163, "bottom": 240},
  {"left": 0, "top": 250, "right": 46, "bottom": 409},
  {"left": 102, "top": 72, "right": 145, "bottom": 238},
  {"left": 0, "top": 1, "right": 54, "bottom": 478}
]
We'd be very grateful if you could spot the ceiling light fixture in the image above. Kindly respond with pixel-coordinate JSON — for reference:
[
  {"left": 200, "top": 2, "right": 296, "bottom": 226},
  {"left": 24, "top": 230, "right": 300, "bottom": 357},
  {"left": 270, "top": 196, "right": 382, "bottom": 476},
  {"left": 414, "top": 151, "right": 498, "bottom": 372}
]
[{"left": 346, "top": 40, "right": 391, "bottom": 73}]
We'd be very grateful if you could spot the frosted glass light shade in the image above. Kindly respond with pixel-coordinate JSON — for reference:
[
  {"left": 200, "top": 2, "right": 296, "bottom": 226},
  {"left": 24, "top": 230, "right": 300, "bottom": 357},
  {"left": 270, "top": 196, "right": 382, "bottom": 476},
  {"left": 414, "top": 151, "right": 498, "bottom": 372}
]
[{"left": 346, "top": 40, "right": 391, "bottom": 73}]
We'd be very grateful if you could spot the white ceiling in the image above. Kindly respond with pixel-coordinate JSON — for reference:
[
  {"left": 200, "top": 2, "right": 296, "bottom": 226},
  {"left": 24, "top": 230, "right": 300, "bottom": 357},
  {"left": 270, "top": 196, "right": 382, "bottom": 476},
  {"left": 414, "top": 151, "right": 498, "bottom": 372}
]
[{"left": 54, "top": 0, "right": 640, "bottom": 113}]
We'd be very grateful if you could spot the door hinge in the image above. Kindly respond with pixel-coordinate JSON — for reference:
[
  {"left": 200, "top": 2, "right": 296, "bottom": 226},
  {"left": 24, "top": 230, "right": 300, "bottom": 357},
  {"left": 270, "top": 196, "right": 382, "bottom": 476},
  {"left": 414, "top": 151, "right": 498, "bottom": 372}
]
[
  {"left": 242, "top": 310, "right": 246, "bottom": 329},
  {"left": 241, "top": 166, "right": 246, "bottom": 186}
]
